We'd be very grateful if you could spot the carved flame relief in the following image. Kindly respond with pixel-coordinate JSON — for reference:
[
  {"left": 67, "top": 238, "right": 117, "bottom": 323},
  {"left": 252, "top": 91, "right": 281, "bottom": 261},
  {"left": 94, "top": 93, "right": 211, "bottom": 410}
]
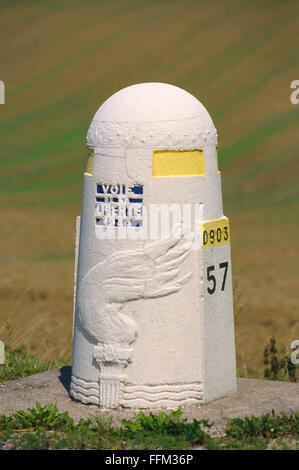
[{"left": 77, "top": 233, "right": 191, "bottom": 407}]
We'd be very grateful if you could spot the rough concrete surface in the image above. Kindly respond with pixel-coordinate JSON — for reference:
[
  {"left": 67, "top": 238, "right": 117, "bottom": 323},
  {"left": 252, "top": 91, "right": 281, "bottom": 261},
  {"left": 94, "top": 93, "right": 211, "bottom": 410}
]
[{"left": 0, "top": 367, "right": 298, "bottom": 436}]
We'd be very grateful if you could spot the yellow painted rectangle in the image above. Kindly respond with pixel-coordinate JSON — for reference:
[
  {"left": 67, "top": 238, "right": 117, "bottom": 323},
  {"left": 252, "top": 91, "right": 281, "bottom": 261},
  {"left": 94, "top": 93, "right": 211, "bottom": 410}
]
[
  {"left": 85, "top": 148, "right": 94, "bottom": 176},
  {"left": 200, "top": 217, "right": 230, "bottom": 248},
  {"left": 152, "top": 149, "right": 205, "bottom": 177},
  {"left": 216, "top": 148, "right": 220, "bottom": 174}
]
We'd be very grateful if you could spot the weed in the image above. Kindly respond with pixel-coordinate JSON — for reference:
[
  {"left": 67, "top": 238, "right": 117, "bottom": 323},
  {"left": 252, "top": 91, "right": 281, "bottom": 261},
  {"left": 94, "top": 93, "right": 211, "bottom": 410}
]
[
  {"left": 263, "top": 337, "right": 297, "bottom": 382},
  {"left": 211, "top": 410, "right": 299, "bottom": 450},
  {"left": 225, "top": 410, "right": 298, "bottom": 440},
  {"left": 116, "top": 408, "right": 212, "bottom": 449},
  {"left": 14, "top": 402, "right": 74, "bottom": 431},
  {"left": 0, "top": 345, "right": 65, "bottom": 383}
]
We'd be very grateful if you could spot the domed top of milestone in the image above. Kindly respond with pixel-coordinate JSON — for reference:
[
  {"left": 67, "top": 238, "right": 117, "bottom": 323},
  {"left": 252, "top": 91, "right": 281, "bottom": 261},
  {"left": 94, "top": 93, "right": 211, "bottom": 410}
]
[{"left": 86, "top": 82, "right": 217, "bottom": 149}]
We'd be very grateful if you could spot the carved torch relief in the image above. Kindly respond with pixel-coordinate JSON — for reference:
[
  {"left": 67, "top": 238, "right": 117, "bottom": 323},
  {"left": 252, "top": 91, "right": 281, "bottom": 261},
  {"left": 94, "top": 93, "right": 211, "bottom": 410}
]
[{"left": 76, "top": 182, "right": 191, "bottom": 407}]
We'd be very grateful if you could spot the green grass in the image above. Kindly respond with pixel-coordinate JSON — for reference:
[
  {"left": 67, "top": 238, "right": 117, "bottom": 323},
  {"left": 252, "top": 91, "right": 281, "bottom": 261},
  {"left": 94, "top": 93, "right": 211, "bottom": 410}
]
[
  {"left": 0, "top": 346, "right": 65, "bottom": 383},
  {"left": 217, "top": 411, "right": 299, "bottom": 450},
  {"left": 0, "top": 405, "right": 211, "bottom": 450},
  {"left": 0, "top": 403, "right": 297, "bottom": 450}
]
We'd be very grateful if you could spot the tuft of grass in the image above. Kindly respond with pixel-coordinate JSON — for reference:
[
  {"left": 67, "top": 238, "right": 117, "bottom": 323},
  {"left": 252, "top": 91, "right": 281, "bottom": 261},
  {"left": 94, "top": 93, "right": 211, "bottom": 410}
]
[
  {"left": 115, "top": 409, "right": 212, "bottom": 449},
  {"left": 0, "top": 345, "right": 65, "bottom": 383},
  {"left": 225, "top": 410, "right": 298, "bottom": 440},
  {"left": 0, "top": 402, "right": 74, "bottom": 432},
  {"left": 263, "top": 337, "right": 298, "bottom": 383},
  {"left": 219, "top": 410, "right": 299, "bottom": 450}
]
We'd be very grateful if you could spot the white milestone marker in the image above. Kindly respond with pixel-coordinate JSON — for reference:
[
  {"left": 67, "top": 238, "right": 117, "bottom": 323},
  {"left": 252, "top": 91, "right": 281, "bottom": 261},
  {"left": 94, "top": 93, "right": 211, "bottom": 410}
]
[{"left": 70, "top": 83, "right": 237, "bottom": 408}]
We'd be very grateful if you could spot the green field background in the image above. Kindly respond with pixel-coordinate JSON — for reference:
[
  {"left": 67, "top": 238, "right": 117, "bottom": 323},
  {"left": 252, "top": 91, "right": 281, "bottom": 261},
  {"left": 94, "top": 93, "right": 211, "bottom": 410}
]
[{"left": 0, "top": 0, "right": 298, "bottom": 376}]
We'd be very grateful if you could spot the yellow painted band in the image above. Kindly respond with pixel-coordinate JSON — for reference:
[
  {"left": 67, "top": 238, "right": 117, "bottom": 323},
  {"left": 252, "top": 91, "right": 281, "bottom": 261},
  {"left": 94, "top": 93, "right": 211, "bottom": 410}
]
[
  {"left": 152, "top": 149, "right": 205, "bottom": 177},
  {"left": 200, "top": 217, "right": 230, "bottom": 248},
  {"left": 216, "top": 148, "right": 220, "bottom": 174},
  {"left": 86, "top": 149, "right": 94, "bottom": 175}
]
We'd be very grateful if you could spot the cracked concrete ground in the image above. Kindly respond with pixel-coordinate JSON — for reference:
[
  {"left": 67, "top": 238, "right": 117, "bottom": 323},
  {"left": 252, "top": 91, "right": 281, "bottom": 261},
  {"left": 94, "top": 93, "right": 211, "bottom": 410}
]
[{"left": 0, "top": 367, "right": 298, "bottom": 436}]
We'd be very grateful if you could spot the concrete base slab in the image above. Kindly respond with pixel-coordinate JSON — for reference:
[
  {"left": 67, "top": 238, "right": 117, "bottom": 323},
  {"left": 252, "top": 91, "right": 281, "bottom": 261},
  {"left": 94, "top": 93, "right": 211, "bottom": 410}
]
[{"left": 0, "top": 367, "right": 298, "bottom": 434}]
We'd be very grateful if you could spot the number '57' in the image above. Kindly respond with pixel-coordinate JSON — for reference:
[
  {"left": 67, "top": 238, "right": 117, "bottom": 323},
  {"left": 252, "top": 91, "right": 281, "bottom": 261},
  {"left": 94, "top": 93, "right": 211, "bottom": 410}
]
[{"left": 207, "top": 262, "right": 228, "bottom": 294}]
